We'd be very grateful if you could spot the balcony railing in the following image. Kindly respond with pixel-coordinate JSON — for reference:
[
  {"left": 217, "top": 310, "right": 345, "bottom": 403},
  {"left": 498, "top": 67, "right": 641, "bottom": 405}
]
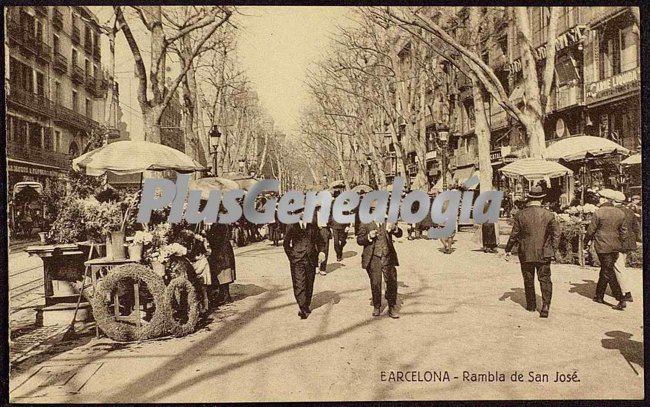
[
  {"left": 71, "top": 65, "right": 85, "bottom": 84},
  {"left": 7, "top": 141, "right": 71, "bottom": 171},
  {"left": 53, "top": 52, "right": 67, "bottom": 73},
  {"left": 53, "top": 9, "right": 64, "bottom": 30},
  {"left": 36, "top": 41, "right": 52, "bottom": 64},
  {"left": 72, "top": 26, "right": 81, "bottom": 45},
  {"left": 6, "top": 86, "right": 56, "bottom": 118},
  {"left": 54, "top": 104, "right": 99, "bottom": 132}
]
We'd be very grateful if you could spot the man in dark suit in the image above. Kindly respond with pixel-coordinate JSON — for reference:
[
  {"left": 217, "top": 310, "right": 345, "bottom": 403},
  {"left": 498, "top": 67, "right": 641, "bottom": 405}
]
[
  {"left": 613, "top": 191, "right": 639, "bottom": 303},
  {"left": 283, "top": 208, "right": 327, "bottom": 319},
  {"left": 357, "top": 204, "right": 403, "bottom": 319},
  {"left": 505, "top": 184, "right": 559, "bottom": 318},
  {"left": 317, "top": 219, "right": 331, "bottom": 276},
  {"left": 585, "top": 189, "right": 628, "bottom": 311},
  {"left": 328, "top": 190, "right": 351, "bottom": 262}
]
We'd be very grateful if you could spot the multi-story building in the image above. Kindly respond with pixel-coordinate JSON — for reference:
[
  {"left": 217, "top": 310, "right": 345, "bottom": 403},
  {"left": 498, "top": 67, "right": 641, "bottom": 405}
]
[{"left": 5, "top": 6, "right": 119, "bottom": 193}]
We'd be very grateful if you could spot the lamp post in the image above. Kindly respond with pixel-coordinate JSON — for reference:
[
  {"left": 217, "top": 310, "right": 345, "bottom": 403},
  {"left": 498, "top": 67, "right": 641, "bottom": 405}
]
[
  {"left": 209, "top": 125, "right": 221, "bottom": 176},
  {"left": 438, "top": 125, "right": 449, "bottom": 190},
  {"left": 366, "top": 154, "right": 373, "bottom": 186}
]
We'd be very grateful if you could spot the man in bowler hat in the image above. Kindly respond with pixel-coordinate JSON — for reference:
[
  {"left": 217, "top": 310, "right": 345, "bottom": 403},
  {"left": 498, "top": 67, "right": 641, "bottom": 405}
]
[
  {"left": 283, "top": 207, "right": 327, "bottom": 319},
  {"left": 356, "top": 201, "right": 403, "bottom": 318},
  {"left": 505, "top": 184, "right": 559, "bottom": 318}
]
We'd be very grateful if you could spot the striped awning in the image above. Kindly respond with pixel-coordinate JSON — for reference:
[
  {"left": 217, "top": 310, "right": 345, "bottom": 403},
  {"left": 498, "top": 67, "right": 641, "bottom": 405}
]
[{"left": 500, "top": 158, "right": 573, "bottom": 181}]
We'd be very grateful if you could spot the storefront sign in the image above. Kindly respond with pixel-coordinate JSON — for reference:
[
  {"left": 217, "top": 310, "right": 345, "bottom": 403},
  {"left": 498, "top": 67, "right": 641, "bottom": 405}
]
[
  {"left": 8, "top": 163, "right": 64, "bottom": 178},
  {"left": 507, "top": 26, "right": 586, "bottom": 75},
  {"left": 586, "top": 67, "right": 640, "bottom": 104}
]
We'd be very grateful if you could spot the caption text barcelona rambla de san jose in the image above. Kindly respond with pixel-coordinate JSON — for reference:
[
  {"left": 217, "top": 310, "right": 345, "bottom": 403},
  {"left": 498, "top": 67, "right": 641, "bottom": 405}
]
[{"left": 136, "top": 174, "right": 503, "bottom": 239}]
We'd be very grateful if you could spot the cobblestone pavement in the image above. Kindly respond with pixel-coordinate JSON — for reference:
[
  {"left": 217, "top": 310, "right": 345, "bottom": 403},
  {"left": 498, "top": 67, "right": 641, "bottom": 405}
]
[{"left": 8, "top": 229, "right": 644, "bottom": 401}]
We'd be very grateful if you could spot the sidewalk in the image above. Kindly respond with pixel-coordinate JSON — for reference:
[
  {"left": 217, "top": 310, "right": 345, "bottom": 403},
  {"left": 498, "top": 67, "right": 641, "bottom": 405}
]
[{"left": 9, "top": 231, "right": 644, "bottom": 401}]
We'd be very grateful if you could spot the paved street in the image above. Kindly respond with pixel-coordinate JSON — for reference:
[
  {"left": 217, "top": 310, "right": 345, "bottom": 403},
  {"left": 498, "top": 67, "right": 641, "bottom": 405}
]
[{"left": 9, "top": 230, "right": 644, "bottom": 401}]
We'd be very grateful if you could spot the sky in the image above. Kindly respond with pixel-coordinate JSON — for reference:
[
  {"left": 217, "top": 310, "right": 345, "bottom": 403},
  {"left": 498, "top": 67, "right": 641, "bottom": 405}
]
[
  {"left": 237, "top": 7, "right": 352, "bottom": 135},
  {"left": 91, "top": 6, "right": 352, "bottom": 139}
]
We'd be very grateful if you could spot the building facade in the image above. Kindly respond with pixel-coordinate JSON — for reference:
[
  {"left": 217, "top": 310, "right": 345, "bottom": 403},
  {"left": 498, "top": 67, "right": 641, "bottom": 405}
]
[{"left": 5, "top": 6, "right": 119, "bottom": 194}]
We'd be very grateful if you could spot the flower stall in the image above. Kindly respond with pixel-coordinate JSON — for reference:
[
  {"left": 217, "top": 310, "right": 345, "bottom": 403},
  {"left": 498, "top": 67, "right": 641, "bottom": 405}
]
[{"left": 27, "top": 140, "right": 215, "bottom": 342}]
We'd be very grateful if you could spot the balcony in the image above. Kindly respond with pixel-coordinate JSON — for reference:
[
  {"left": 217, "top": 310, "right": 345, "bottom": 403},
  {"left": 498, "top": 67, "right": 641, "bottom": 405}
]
[
  {"left": 7, "top": 141, "right": 71, "bottom": 171},
  {"left": 53, "top": 52, "right": 67, "bottom": 74},
  {"left": 553, "top": 83, "right": 584, "bottom": 111},
  {"left": 54, "top": 104, "right": 99, "bottom": 132},
  {"left": 36, "top": 41, "right": 52, "bottom": 65},
  {"left": 72, "top": 26, "right": 81, "bottom": 45},
  {"left": 6, "top": 86, "right": 56, "bottom": 118},
  {"left": 53, "top": 9, "right": 64, "bottom": 30},
  {"left": 71, "top": 65, "right": 85, "bottom": 85}
]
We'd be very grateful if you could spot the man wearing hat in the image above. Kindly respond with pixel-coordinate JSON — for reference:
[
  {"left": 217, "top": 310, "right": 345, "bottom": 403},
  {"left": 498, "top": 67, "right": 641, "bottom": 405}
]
[
  {"left": 283, "top": 206, "right": 327, "bottom": 319},
  {"left": 505, "top": 184, "right": 559, "bottom": 318},
  {"left": 328, "top": 190, "right": 351, "bottom": 262},
  {"left": 585, "top": 188, "right": 628, "bottom": 310},
  {"left": 356, "top": 201, "right": 403, "bottom": 318},
  {"left": 612, "top": 191, "right": 638, "bottom": 303}
]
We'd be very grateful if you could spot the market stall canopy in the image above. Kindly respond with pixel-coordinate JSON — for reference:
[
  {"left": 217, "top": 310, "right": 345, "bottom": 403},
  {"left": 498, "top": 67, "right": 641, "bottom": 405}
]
[
  {"left": 621, "top": 153, "right": 641, "bottom": 165},
  {"left": 188, "top": 177, "right": 240, "bottom": 200},
  {"left": 13, "top": 181, "right": 43, "bottom": 198},
  {"left": 499, "top": 158, "right": 573, "bottom": 181},
  {"left": 221, "top": 172, "right": 260, "bottom": 190},
  {"left": 545, "top": 135, "right": 630, "bottom": 161},
  {"left": 452, "top": 168, "right": 480, "bottom": 189},
  {"left": 72, "top": 141, "right": 205, "bottom": 176}
]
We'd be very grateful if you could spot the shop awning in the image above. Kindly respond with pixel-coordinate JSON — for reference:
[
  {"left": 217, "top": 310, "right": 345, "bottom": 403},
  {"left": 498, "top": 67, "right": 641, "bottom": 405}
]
[
  {"left": 452, "top": 167, "right": 480, "bottom": 189},
  {"left": 499, "top": 158, "right": 573, "bottom": 181},
  {"left": 545, "top": 135, "right": 629, "bottom": 161},
  {"left": 621, "top": 153, "right": 641, "bottom": 165}
]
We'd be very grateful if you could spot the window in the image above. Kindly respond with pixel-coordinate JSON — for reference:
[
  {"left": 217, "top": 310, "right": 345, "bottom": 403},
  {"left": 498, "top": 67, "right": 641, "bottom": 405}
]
[
  {"left": 14, "top": 119, "right": 27, "bottom": 145},
  {"left": 29, "top": 123, "right": 42, "bottom": 148},
  {"left": 53, "top": 35, "right": 60, "bottom": 54},
  {"left": 555, "top": 55, "right": 580, "bottom": 86},
  {"left": 54, "top": 130, "right": 61, "bottom": 152},
  {"left": 620, "top": 25, "right": 639, "bottom": 73},
  {"left": 54, "top": 81, "right": 61, "bottom": 104},
  {"left": 72, "top": 90, "right": 78, "bottom": 112},
  {"left": 36, "top": 72, "right": 45, "bottom": 96},
  {"left": 22, "top": 64, "right": 34, "bottom": 93},
  {"left": 43, "top": 127, "right": 53, "bottom": 150},
  {"left": 86, "top": 98, "right": 92, "bottom": 118},
  {"left": 36, "top": 20, "right": 43, "bottom": 43},
  {"left": 7, "top": 116, "right": 13, "bottom": 143},
  {"left": 85, "top": 59, "right": 91, "bottom": 76},
  {"left": 72, "top": 49, "right": 78, "bottom": 67}
]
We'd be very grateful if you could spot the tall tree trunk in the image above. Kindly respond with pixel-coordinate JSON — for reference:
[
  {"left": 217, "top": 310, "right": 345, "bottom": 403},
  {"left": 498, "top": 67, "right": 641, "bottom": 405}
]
[{"left": 468, "top": 7, "right": 493, "bottom": 192}]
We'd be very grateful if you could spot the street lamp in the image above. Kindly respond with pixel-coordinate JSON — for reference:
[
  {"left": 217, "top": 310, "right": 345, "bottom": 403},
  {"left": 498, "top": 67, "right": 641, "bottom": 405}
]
[{"left": 209, "top": 125, "right": 221, "bottom": 176}]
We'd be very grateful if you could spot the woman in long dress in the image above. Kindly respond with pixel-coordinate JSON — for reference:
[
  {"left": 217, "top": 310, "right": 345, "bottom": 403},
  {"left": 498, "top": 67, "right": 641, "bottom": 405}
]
[{"left": 205, "top": 223, "right": 236, "bottom": 305}]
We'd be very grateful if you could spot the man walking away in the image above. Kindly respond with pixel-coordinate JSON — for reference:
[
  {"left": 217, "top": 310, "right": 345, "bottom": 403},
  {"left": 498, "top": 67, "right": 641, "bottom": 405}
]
[
  {"left": 505, "top": 184, "right": 559, "bottom": 318},
  {"left": 585, "top": 189, "right": 628, "bottom": 311},
  {"left": 283, "top": 207, "right": 327, "bottom": 319},
  {"left": 357, "top": 202, "right": 403, "bottom": 319},
  {"left": 613, "top": 191, "right": 638, "bottom": 303}
]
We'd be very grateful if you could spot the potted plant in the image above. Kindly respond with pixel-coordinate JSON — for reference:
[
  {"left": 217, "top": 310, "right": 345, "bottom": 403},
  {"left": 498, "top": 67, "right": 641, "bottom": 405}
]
[{"left": 129, "top": 231, "right": 153, "bottom": 261}]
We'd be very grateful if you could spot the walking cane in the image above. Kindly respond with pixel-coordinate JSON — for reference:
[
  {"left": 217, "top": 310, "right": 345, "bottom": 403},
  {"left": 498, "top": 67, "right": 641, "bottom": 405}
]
[{"left": 62, "top": 242, "right": 95, "bottom": 341}]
